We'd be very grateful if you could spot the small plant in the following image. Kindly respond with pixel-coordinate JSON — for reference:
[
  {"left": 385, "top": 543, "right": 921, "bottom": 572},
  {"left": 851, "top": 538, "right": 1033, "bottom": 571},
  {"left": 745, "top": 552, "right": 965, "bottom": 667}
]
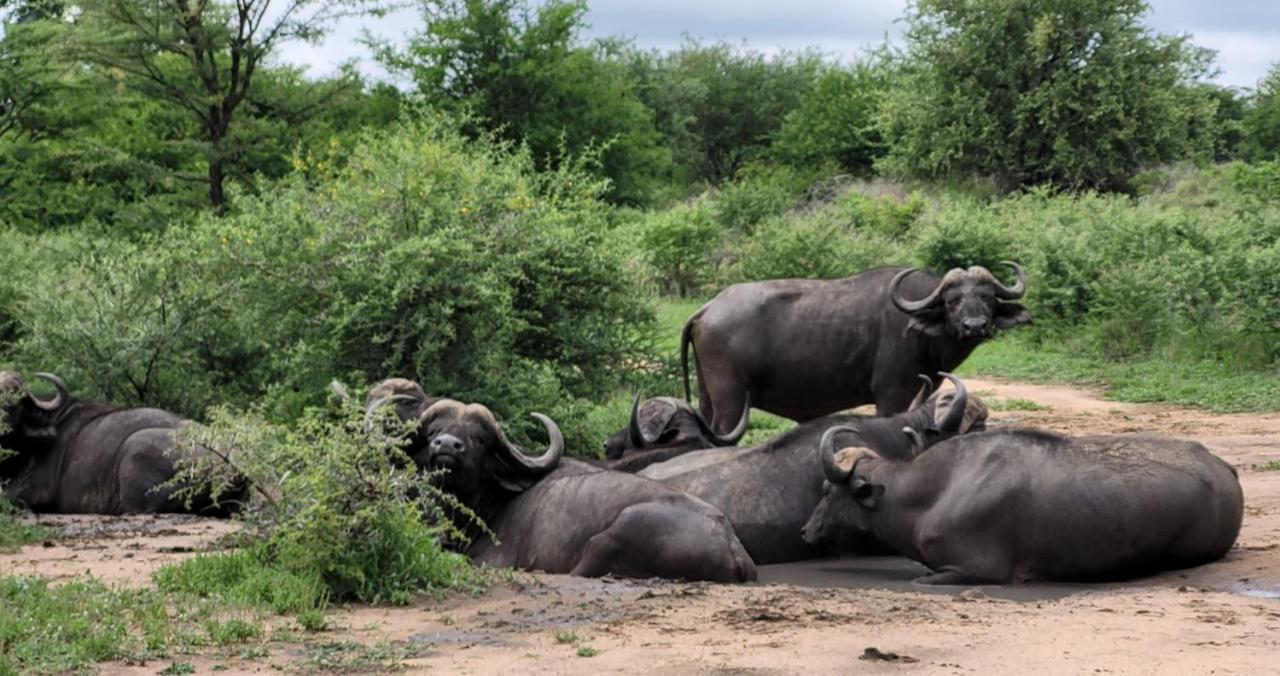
[
  {"left": 159, "top": 662, "right": 196, "bottom": 675},
  {"left": 205, "top": 618, "right": 263, "bottom": 646},
  {"left": 297, "top": 609, "right": 328, "bottom": 632},
  {"left": 576, "top": 646, "right": 600, "bottom": 658},
  {"left": 1257, "top": 461, "right": 1280, "bottom": 472},
  {"left": 555, "top": 630, "right": 580, "bottom": 644}
]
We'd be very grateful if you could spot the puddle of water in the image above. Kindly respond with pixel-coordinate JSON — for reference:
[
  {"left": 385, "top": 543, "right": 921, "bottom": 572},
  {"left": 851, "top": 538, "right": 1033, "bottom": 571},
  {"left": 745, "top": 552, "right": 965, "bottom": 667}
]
[
  {"left": 1229, "top": 585, "right": 1280, "bottom": 600},
  {"left": 756, "top": 555, "right": 1100, "bottom": 603}
]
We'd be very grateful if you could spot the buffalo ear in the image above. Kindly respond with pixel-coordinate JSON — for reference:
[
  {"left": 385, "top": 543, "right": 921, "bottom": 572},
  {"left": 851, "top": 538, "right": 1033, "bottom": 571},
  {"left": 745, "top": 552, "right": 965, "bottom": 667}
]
[
  {"left": 851, "top": 479, "right": 885, "bottom": 510},
  {"left": 994, "top": 302, "right": 1033, "bottom": 330}
]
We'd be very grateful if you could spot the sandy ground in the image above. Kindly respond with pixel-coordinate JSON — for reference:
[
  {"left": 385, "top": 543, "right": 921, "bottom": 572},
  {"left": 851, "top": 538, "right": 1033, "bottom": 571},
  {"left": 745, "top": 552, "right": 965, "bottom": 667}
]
[{"left": 4, "top": 378, "right": 1279, "bottom": 675}]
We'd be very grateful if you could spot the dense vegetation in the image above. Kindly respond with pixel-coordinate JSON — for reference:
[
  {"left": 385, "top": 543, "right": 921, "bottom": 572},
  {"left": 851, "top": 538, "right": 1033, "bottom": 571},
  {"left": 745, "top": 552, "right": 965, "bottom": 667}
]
[{"left": 2, "top": 0, "right": 1280, "bottom": 668}]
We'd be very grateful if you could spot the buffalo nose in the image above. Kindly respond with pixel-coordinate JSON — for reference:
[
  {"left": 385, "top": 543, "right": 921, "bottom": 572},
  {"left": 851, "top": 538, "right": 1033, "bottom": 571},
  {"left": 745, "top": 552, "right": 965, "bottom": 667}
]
[
  {"left": 963, "top": 317, "right": 989, "bottom": 333},
  {"left": 431, "top": 433, "right": 464, "bottom": 453}
]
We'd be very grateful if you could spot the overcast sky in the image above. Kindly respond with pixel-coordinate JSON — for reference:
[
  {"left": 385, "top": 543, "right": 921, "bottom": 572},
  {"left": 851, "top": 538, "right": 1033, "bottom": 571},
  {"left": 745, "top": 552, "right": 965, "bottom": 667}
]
[{"left": 281, "top": 0, "right": 1280, "bottom": 89}]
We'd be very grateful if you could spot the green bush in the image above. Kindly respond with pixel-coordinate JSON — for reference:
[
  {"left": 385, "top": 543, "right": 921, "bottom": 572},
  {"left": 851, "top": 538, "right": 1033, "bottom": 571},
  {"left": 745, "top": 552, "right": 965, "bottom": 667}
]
[
  {"left": 3, "top": 116, "right": 654, "bottom": 450},
  {"left": 636, "top": 200, "right": 721, "bottom": 296},
  {"left": 723, "top": 212, "right": 907, "bottom": 284},
  {"left": 773, "top": 61, "right": 888, "bottom": 176},
  {"left": 713, "top": 163, "right": 809, "bottom": 232},
  {"left": 160, "top": 400, "right": 483, "bottom": 608}
]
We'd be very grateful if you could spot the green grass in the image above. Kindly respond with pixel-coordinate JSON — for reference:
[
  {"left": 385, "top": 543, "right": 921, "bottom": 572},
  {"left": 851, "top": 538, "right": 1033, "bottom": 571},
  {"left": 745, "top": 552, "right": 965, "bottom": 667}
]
[
  {"left": 1257, "top": 461, "right": 1280, "bottom": 472},
  {"left": 0, "top": 575, "right": 271, "bottom": 674},
  {"left": 576, "top": 646, "right": 600, "bottom": 657},
  {"left": 153, "top": 549, "right": 330, "bottom": 614},
  {"left": 654, "top": 297, "right": 707, "bottom": 356},
  {"left": 979, "top": 396, "right": 1050, "bottom": 412},
  {"left": 961, "top": 336, "right": 1280, "bottom": 413},
  {"left": 0, "top": 515, "right": 53, "bottom": 553}
]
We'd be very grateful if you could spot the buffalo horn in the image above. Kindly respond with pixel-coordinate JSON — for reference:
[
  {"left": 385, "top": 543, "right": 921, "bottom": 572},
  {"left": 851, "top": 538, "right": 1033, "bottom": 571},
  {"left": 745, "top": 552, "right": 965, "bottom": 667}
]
[
  {"left": 902, "top": 426, "right": 924, "bottom": 454},
  {"left": 692, "top": 393, "right": 750, "bottom": 447},
  {"left": 627, "top": 392, "right": 648, "bottom": 449},
  {"left": 992, "top": 261, "right": 1027, "bottom": 299},
  {"left": 907, "top": 374, "right": 934, "bottom": 411},
  {"left": 469, "top": 404, "right": 563, "bottom": 474},
  {"left": 890, "top": 268, "right": 947, "bottom": 314},
  {"left": 502, "top": 413, "right": 564, "bottom": 473},
  {"left": 820, "top": 425, "right": 861, "bottom": 484},
  {"left": 936, "top": 372, "right": 968, "bottom": 433},
  {"left": 31, "top": 373, "right": 69, "bottom": 412}
]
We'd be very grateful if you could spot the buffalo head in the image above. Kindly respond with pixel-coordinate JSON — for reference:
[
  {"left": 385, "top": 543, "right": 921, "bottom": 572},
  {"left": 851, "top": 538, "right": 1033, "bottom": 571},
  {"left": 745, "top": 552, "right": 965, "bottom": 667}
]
[
  {"left": 890, "top": 262, "right": 1031, "bottom": 340},
  {"left": 911, "top": 372, "right": 988, "bottom": 450},
  {"left": 415, "top": 399, "right": 563, "bottom": 497},
  {"left": 801, "top": 426, "right": 886, "bottom": 545},
  {"left": 0, "top": 371, "right": 69, "bottom": 457},
  {"left": 602, "top": 394, "right": 749, "bottom": 460}
]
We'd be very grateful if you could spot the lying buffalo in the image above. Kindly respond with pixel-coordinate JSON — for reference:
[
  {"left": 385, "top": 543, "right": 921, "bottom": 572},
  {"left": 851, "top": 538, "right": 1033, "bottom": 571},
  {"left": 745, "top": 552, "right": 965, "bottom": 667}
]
[
  {"left": 601, "top": 395, "right": 749, "bottom": 472},
  {"left": 803, "top": 427, "right": 1243, "bottom": 584},
  {"left": 390, "top": 397, "right": 756, "bottom": 581},
  {"left": 639, "top": 374, "right": 987, "bottom": 564},
  {"left": 0, "top": 372, "right": 245, "bottom": 515},
  {"left": 681, "top": 262, "right": 1030, "bottom": 433}
]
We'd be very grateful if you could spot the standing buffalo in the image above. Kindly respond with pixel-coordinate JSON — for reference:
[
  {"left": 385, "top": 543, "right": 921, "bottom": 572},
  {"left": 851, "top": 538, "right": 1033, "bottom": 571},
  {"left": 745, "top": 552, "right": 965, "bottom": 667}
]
[
  {"left": 1, "top": 372, "right": 245, "bottom": 515},
  {"left": 600, "top": 395, "right": 749, "bottom": 472},
  {"left": 803, "top": 427, "right": 1243, "bottom": 584},
  {"left": 681, "top": 263, "right": 1030, "bottom": 433},
  {"left": 383, "top": 396, "right": 756, "bottom": 582},
  {"left": 639, "top": 374, "right": 987, "bottom": 564}
]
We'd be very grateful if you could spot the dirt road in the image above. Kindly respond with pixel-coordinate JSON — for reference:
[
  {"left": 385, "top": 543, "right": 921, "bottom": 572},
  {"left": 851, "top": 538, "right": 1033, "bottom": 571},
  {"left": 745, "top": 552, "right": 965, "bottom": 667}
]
[{"left": 4, "top": 378, "right": 1279, "bottom": 674}]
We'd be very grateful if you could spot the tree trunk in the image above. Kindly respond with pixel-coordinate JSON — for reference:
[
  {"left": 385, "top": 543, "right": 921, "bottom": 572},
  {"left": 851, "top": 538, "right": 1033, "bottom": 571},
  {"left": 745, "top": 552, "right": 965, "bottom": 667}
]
[{"left": 208, "top": 157, "right": 225, "bottom": 215}]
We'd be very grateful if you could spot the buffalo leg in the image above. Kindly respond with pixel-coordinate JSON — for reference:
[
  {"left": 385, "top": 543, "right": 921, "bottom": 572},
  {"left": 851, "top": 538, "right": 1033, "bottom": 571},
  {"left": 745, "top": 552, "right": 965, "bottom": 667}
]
[{"left": 703, "top": 377, "right": 749, "bottom": 438}]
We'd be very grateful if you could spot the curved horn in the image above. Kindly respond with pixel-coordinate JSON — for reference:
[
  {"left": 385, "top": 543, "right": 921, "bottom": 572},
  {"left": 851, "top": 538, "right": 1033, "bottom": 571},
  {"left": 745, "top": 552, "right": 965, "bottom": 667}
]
[
  {"left": 692, "top": 393, "right": 750, "bottom": 447},
  {"left": 31, "top": 373, "right": 69, "bottom": 412},
  {"left": 469, "top": 405, "right": 563, "bottom": 474},
  {"left": 907, "top": 374, "right": 934, "bottom": 411},
  {"left": 820, "top": 425, "right": 860, "bottom": 484},
  {"left": 627, "top": 392, "right": 647, "bottom": 449},
  {"left": 992, "top": 261, "right": 1027, "bottom": 299},
  {"left": 902, "top": 426, "right": 924, "bottom": 454},
  {"left": 890, "top": 268, "right": 946, "bottom": 314},
  {"left": 505, "top": 413, "right": 564, "bottom": 473},
  {"left": 936, "top": 372, "right": 968, "bottom": 433}
]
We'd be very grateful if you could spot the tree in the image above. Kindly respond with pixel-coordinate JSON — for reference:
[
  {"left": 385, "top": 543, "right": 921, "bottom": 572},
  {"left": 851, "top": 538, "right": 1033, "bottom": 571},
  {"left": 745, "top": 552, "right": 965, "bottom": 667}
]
[
  {"left": 380, "top": 0, "right": 670, "bottom": 206},
  {"left": 629, "top": 40, "right": 822, "bottom": 185},
  {"left": 1243, "top": 63, "right": 1280, "bottom": 160},
  {"left": 878, "top": 0, "right": 1217, "bottom": 192},
  {"left": 772, "top": 59, "right": 890, "bottom": 176},
  {"left": 73, "top": 0, "right": 373, "bottom": 214}
]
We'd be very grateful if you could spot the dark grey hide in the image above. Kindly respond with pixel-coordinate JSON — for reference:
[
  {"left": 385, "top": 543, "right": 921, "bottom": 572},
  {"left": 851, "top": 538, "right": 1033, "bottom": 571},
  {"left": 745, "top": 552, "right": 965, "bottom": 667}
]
[
  {"left": 803, "top": 427, "right": 1244, "bottom": 584},
  {"left": 680, "top": 262, "right": 1030, "bottom": 433},
  {"left": 600, "top": 394, "right": 749, "bottom": 472},
  {"left": 413, "top": 399, "right": 757, "bottom": 582},
  {"left": 638, "top": 374, "right": 988, "bottom": 564},
  {"left": 0, "top": 372, "right": 245, "bottom": 515}
]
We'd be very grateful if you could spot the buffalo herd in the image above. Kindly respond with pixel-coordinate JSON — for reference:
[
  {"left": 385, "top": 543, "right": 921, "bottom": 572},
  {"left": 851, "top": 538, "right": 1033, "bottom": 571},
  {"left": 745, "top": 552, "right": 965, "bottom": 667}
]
[{"left": 1, "top": 263, "right": 1246, "bottom": 587}]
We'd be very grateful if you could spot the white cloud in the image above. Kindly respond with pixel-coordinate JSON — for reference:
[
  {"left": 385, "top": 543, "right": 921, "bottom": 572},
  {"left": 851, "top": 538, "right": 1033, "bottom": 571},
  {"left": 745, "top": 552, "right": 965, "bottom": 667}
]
[{"left": 1185, "top": 30, "right": 1280, "bottom": 88}]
